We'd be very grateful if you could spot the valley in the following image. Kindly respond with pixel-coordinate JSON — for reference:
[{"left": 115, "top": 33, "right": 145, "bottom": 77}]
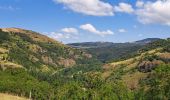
[{"left": 0, "top": 28, "right": 170, "bottom": 100}]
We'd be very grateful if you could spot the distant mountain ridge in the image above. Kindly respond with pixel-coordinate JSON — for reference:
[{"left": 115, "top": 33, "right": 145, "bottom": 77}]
[
  {"left": 68, "top": 38, "right": 162, "bottom": 62},
  {"left": 134, "top": 38, "right": 162, "bottom": 45},
  {"left": 68, "top": 38, "right": 161, "bottom": 49},
  {"left": 68, "top": 42, "right": 114, "bottom": 48}
]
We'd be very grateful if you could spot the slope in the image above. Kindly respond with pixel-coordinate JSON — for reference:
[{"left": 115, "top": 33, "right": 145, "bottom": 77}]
[
  {"left": 0, "top": 28, "right": 93, "bottom": 72},
  {"left": 68, "top": 38, "right": 161, "bottom": 62},
  {"left": 103, "top": 38, "right": 170, "bottom": 90}
]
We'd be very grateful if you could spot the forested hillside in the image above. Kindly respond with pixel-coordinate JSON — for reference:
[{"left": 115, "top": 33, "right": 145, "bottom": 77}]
[
  {"left": 0, "top": 28, "right": 95, "bottom": 70},
  {"left": 68, "top": 38, "right": 161, "bottom": 62},
  {"left": 0, "top": 28, "right": 170, "bottom": 99}
]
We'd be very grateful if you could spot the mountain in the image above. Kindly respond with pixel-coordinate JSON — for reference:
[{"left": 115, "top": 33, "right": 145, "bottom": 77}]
[
  {"left": 134, "top": 38, "right": 161, "bottom": 45},
  {"left": 68, "top": 38, "right": 161, "bottom": 49},
  {"left": 68, "top": 38, "right": 162, "bottom": 63},
  {"left": 68, "top": 42, "right": 114, "bottom": 48}
]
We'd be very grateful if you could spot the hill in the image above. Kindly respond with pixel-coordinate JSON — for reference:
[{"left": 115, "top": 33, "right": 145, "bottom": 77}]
[
  {"left": 68, "top": 38, "right": 161, "bottom": 62},
  {"left": 102, "top": 38, "right": 170, "bottom": 99},
  {"left": 68, "top": 38, "right": 160, "bottom": 48},
  {"left": 68, "top": 42, "right": 114, "bottom": 48},
  {"left": 0, "top": 28, "right": 94, "bottom": 71},
  {"left": 0, "top": 28, "right": 103, "bottom": 99},
  {"left": 0, "top": 28, "right": 170, "bottom": 99},
  {"left": 134, "top": 38, "right": 161, "bottom": 45}
]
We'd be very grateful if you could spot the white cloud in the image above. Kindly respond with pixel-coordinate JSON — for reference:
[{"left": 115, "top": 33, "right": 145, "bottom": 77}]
[
  {"left": 136, "top": 0, "right": 170, "bottom": 26},
  {"left": 45, "top": 32, "right": 71, "bottom": 40},
  {"left": 80, "top": 24, "right": 114, "bottom": 36},
  {"left": 118, "top": 29, "right": 127, "bottom": 33},
  {"left": 61, "top": 27, "right": 78, "bottom": 34},
  {"left": 53, "top": 0, "right": 114, "bottom": 16},
  {"left": 136, "top": 1, "right": 144, "bottom": 8},
  {"left": 115, "top": 3, "right": 134, "bottom": 14},
  {"left": 44, "top": 28, "right": 79, "bottom": 40}
]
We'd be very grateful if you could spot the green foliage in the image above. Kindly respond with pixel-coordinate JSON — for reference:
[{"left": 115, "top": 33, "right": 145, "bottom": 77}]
[
  {"left": 163, "top": 42, "right": 170, "bottom": 52},
  {"left": 107, "top": 65, "right": 126, "bottom": 81},
  {"left": 1, "top": 29, "right": 170, "bottom": 99},
  {"left": 138, "top": 64, "right": 170, "bottom": 100},
  {"left": 0, "top": 69, "right": 54, "bottom": 100},
  {"left": 87, "top": 44, "right": 143, "bottom": 63},
  {"left": 140, "top": 39, "right": 170, "bottom": 52},
  {"left": 53, "top": 72, "right": 134, "bottom": 100},
  {"left": 0, "top": 29, "right": 10, "bottom": 43},
  {"left": 143, "top": 54, "right": 159, "bottom": 61}
]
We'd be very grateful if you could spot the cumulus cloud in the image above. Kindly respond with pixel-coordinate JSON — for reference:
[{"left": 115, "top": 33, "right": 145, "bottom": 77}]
[
  {"left": 61, "top": 27, "right": 78, "bottom": 34},
  {"left": 45, "top": 32, "right": 71, "bottom": 40},
  {"left": 136, "top": 1, "right": 144, "bottom": 8},
  {"left": 53, "top": 0, "right": 114, "bottom": 16},
  {"left": 136, "top": 0, "right": 170, "bottom": 26},
  {"left": 44, "top": 28, "right": 79, "bottom": 40},
  {"left": 80, "top": 24, "right": 114, "bottom": 36},
  {"left": 115, "top": 3, "right": 134, "bottom": 14},
  {"left": 118, "top": 29, "right": 127, "bottom": 33}
]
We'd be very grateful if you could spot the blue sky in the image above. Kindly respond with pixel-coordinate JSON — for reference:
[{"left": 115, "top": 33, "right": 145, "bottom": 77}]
[{"left": 0, "top": 0, "right": 170, "bottom": 43}]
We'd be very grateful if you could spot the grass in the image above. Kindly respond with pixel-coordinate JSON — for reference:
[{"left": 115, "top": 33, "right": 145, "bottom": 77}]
[
  {"left": 0, "top": 93, "right": 29, "bottom": 100},
  {"left": 102, "top": 48, "right": 163, "bottom": 88},
  {"left": 122, "top": 72, "right": 148, "bottom": 90},
  {"left": 0, "top": 61, "right": 23, "bottom": 69},
  {"left": 0, "top": 48, "right": 9, "bottom": 54}
]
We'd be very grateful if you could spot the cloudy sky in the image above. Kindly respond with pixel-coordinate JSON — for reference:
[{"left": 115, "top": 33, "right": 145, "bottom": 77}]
[{"left": 0, "top": 0, "right": 170, "bottom": 43}]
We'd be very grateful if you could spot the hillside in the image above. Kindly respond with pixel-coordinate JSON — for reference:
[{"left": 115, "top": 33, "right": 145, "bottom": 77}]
[
  {"left": 102, "top": 38, "right": 170, "bottom": 97},
  {"left": 0, "top": 28, "right": 103, "bottom": 99},
  {"left": 134, "top": 38, "right": 161, "bottom": 45},
  {"left": 0, "top": 28, "right": 170, "bottom": 99},
  {"left": 0, "top": 28, "right": 94, "bottom": 71},
  {"left": 68, "top": 38, "right": 161, "bottom": 62}
]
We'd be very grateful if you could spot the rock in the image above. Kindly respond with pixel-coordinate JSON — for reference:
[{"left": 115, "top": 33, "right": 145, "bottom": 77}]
[
  {"left": 41, "top": 55, "right": 56, "bottom": 66},
  {"left": 83, "top": 53, "right": 92, "bottom": 58},
  {"left": 58, "top": 58, "right": 76, "bottom": 67},
  {"left": 158, "top": 53, "right": 170, "bottom": 63},
  {"left": 138, "top": 60, "right": 163, "bottom": 72}
]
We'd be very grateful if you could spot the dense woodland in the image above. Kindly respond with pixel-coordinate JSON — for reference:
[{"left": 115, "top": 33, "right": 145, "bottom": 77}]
[{"left": 0, "top": 28, "right": 170, "bottom": 99}]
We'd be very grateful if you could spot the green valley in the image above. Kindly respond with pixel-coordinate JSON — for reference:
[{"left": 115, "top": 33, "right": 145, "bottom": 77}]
[{"left": 0, "top": 28, "right": 170, "bottom": 100}]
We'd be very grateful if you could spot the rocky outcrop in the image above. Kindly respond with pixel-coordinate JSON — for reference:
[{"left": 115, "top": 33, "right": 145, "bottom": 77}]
[
  {"left": 41, "top": 55, "right": 57, "bottom": 66},
  {"left": 138, "top": 60, "right": 163, "bottom": 72},
  {"left": 58, "top": 58, "right": 76, "bottom": 68},
  {"left": 158, "top": 53, "right": 170, "bottom": 63},
  {"left": 83, "top": 53, "right": 92, "bottom": 58}
]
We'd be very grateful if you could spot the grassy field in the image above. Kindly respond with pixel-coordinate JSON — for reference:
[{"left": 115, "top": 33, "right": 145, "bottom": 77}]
[{"left": 0, "top": 93, "right": 29, "bottom": 100}]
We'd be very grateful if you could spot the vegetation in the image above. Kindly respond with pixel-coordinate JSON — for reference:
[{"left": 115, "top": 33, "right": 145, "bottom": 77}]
[
  {"left": 137, "top": 64, "right": 170, "bottom": 100},
  {"left": 0, "top": 68, "right": 54, "bottom": 100},
  {"left": 87, "top": 43, "right": 143, "bottom": 63},
  {"left": 68, "top": 38, "right": 161, "bottom": 63},
  {"left": 0, "top": 28, "right": 170, "bottom": 99}
]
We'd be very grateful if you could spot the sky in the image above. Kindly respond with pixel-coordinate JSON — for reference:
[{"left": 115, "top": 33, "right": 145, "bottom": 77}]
[{"left": 0, "top": 0, "right": 170, "bottom": 43}]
